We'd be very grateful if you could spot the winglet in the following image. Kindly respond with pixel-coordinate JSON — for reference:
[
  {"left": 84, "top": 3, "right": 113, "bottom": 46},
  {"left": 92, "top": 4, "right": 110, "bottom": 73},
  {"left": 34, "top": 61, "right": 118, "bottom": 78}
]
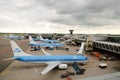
[{"left": 76, "top": 43, "right": 84, "bottom": 55}]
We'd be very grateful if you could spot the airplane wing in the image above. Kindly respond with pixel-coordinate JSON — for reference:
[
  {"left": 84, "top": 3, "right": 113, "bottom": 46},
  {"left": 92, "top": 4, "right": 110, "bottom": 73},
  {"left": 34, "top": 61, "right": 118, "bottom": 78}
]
[
  {"left": 41, "top": 62, "right": 60, "bottom": 75},
  {"left": 41, "top": 48, "right": 52, "bottom": 55},
  {"left": 2, "top": 58, "right": 15, "bottom": 61}
]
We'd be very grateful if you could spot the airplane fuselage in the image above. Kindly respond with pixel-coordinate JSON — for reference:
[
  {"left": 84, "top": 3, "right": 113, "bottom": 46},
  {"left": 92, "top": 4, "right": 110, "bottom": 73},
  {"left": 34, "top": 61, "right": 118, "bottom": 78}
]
[
  {"left": 30, "top": 43, "right": 64, "bottom": 47},
  {"left": 13, "top": 55, "right": 88, "bottom": 63},
  {"left": 41, "top": 40, "right": 59, "bottom": 43}
]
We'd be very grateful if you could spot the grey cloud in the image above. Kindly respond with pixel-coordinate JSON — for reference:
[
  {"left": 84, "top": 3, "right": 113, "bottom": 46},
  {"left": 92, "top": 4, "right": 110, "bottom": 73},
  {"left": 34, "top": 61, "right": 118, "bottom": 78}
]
[
  {"left": 35, "top": 0, "right": 120, "bottom": 26},
  {"left": 0, "top": 0, "right": 120, "bottom": 30}
]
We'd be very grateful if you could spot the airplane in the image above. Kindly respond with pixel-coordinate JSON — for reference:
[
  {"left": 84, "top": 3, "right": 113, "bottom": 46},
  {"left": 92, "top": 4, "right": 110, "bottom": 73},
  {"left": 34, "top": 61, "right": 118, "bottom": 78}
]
[
  {"left": 4, "top": 34, "right": 24, "bottom": 40},
  {"left": 29, "top": 36, "right": 64, "bottom": 47},
  {"left": 4, "top": 40, "right": 88, "bottom": 75},
  {"left": 39, "top": 35, "right": 59, "bottom": 43}
]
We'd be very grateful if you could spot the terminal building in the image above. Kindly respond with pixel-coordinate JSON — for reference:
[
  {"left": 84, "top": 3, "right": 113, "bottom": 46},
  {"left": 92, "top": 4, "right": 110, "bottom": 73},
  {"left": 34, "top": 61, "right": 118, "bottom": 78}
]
[{"left": 73, "top": 34, "right": 120, "bottom": 58}]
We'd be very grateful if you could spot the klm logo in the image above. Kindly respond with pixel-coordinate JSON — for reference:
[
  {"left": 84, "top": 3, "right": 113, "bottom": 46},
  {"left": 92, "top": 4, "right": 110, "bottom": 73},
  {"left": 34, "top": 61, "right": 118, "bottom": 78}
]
[
  {"left": 73, "top": 56, "right": 78, "bottom": 59},
  {"left": 13, "top": 48, "right": 21, "bottom": 53}
]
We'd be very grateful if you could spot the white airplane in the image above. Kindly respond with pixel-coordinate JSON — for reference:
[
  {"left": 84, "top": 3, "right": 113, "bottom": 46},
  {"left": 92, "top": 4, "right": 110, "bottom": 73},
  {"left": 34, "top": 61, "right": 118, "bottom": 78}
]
[{"left": 4, "top": 40, "right": 88, "bottom": 75}]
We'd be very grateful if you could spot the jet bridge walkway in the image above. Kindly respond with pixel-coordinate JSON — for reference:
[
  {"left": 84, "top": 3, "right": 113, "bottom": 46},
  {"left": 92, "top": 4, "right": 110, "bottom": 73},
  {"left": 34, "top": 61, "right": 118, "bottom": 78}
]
[{"left": 93, "top": 41, "right": 120, "bottom": 54}]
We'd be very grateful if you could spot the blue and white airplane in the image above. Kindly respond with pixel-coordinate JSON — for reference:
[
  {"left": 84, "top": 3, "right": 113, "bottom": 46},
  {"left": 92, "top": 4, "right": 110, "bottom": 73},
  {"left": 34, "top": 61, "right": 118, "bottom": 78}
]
[
  {"left": 4, "top": 34, "right": 24, "bottom": 40},
  {"left": 39, "top": 35, "right": 59, "bottom": 43},
  {"left": 5, "top": 40, "right": 88, "bottom": 75},
  {"left": 29, "top": 36, "right": 64, "bottom": 47}
]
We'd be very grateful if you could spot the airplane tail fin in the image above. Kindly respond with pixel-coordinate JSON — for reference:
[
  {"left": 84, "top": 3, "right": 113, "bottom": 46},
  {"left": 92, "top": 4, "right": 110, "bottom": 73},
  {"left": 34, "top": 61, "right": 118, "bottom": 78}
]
[
  {"left": 39, "top": 35, "right": 44, "bottom": 40},
  {"left": 76, "top": 43, "right": 84, "bottom": 55},
  {"left": 10, "top": 40, "right": 31, "bottom": 56},
  {"left": 29, "top": 35, "right": 36, "bottom": 44}
]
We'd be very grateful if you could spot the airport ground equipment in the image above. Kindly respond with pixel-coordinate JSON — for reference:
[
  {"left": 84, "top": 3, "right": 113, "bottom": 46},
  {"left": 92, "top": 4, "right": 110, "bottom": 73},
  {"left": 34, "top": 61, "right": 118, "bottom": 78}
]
[
  {"left": 58, "top": 64, "right": 68, "bottom": 69},
  {"left": 61, "top": 71, "right": 75, "bottom": 78},
  {"left": 61, "top": 71, "right": 69, "bottom": 78},
  {"left": 99, "top": 63, "right": 108, "bottom": 69},
  {"left": 72, "top": 62, "right": 86, "bottom": 74}
]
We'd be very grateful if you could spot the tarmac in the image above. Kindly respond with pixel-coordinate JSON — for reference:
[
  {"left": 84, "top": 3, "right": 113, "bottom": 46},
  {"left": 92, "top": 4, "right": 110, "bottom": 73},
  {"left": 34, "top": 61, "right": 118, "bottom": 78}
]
[
  {"left": 78, "top": 72, "right": 120, "bottom": 80},
  {"left": 0, "top": 37, "right": 29, "bottom": 72},
  {"left": 0, "top": 38, "right": 120, "bottom": 80}
]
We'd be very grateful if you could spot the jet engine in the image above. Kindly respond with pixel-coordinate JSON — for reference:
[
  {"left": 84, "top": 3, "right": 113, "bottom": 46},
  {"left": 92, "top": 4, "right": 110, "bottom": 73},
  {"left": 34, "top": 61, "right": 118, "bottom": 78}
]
[{"left": 58, "top": 64, "right": 68, "bottom": 69}]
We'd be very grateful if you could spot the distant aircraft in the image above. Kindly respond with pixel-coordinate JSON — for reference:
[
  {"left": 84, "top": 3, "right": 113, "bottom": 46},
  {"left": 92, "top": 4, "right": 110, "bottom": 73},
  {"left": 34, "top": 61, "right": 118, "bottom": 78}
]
[
  {"left": 39, "top": 35, "right": 59, "bottom": 43},
  {"left": 4, "top": 34, "right": 24, "bottom": 40},
  {"left": 4, "top": 41, "right": 88, "bottom": 75},
  {"left": 29, "top": 36, "right": 64, "bottom": 47}
]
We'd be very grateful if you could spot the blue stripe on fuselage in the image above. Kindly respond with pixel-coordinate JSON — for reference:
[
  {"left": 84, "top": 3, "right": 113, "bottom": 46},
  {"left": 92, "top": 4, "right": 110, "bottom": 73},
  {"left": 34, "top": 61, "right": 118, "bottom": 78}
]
[{"left": 13, "top": 55, "right": 88, "bottom": 62}]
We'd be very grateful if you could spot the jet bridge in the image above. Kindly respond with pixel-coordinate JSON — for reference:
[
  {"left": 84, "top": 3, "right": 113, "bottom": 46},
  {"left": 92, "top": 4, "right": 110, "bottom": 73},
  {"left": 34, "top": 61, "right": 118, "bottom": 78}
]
[{"left": 93, "top": 41, "right": 120, "bottom": 54}]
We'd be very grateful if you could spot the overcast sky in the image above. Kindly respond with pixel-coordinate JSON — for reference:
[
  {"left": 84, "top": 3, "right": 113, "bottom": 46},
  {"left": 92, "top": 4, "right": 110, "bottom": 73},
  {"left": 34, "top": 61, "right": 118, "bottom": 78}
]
[{"left": 0, "top": 0, "right": 120, "bottom": 34}]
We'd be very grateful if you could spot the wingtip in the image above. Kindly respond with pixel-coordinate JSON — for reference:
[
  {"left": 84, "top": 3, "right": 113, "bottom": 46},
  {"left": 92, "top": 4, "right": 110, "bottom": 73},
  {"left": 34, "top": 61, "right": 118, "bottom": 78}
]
[{"left": 2, "top": 58, "right": 15, "bottom": 61}]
